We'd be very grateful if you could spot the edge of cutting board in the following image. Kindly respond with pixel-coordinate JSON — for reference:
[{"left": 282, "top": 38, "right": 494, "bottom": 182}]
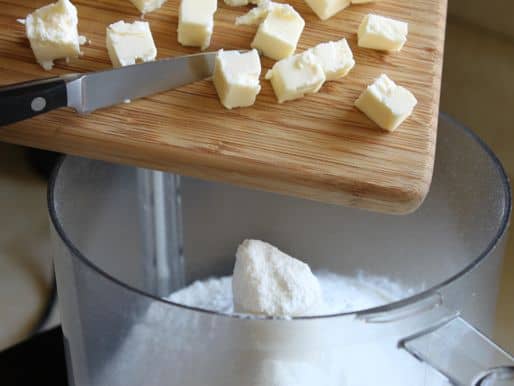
[{"left": 0, "top": 122, "right": 435, "bottom": 214}]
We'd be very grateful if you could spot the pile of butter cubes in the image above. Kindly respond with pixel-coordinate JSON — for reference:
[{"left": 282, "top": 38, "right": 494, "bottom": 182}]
[{"left": 21, "top": 0, "right": 417, "bottom": 132}]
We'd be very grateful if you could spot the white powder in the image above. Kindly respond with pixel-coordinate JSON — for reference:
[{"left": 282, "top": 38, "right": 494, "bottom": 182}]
[
  {"left": 171, "top": 240, "right": 412, "bottom": 317},
  {"left": 99, "top": 271, "right": 445, "bottom": 386},
  {"left": 168, "top": 276, "right": 234, "bottom": 313},
  {"left": 232, "top": 239, "right": 323, "bottom": 317},
  {"left": 167, "top": 272, "right": 429, "bottom": 386},
  {"left": 167, "top": 240, "right": 422, "bottom": 386},
  {"left": 170, "top": 239, "right": 410, "bottom": 316},
  {"left": 169, "top": 271, "right": 408, "bottom": 315},
  {"left": 98, "top": 240, "right": 444, "bottom": 386}
]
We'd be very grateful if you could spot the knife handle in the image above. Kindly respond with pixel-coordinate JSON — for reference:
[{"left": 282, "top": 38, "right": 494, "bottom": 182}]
[{"left": 0, "top": 77, "right": 68, "bottom": 127}]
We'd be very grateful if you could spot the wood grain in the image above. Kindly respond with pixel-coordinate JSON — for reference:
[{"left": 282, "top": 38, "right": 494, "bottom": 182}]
[{"left": 0, "top": 0, "right": 447, "bottom": 214}]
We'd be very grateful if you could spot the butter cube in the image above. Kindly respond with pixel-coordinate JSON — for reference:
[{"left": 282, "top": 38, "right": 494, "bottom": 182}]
[
  {"left": 355, "top": 74, "right": 417, "bottom": 132},
  {"left": 129, "top": 0, "right": 167, "bottom": 14},
  {"left": 237, "top": 1, "right": 304, "bottom": 61},
  {"left": 213, "top": 49, "right": 262, "bottom": 109},
  {"left": 303, "top": 0, "right": 350, "bottom": 20},
  {"left": 235, "top": 0, "right": 274, "bottom": 25},
  {"left": 178, "top": 0, "right": 217, "bottom": 50},
  {"left": 106, "top": 21, "right": 157, "bottom": 67},
  {"left": 24, "top": 0, "right": 85, "bottom": 70},
  {"left": 308, "top": 39, "right": 355, "bottom": 81},
  {"left": 265, "top": 51, "right": 326, "bottom": 103},
  {"left": 358, "top": 14, "right": 408, "bottom": 52}
]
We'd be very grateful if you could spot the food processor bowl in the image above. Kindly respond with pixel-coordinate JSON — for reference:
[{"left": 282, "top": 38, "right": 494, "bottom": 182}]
[{"left": 49, "top": 114, "right": 513, "bottom": 386}]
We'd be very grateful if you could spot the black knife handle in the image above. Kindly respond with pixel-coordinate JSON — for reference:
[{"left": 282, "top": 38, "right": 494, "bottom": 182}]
[{"left": 0, "top": 77, "right": 68, "bottom": 127}]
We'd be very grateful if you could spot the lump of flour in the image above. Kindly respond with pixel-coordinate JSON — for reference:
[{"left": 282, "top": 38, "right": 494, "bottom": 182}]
[{"left": 232, "top": 239, "right": 323, "bottom": 317}]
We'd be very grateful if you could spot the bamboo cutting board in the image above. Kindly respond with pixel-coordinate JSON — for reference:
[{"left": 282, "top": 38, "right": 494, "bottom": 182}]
[{"left": 0, "top": 0, "right": 446, "bottom": 214}]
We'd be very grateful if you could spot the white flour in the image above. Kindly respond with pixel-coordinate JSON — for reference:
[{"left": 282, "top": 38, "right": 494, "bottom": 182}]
[
  {"left": 168, "top": 271, "right": 410, "bottom": 315},
  {"left": 171, "top": 239, "right": 411, "bottom": 318},
  {"left": 99, "top": 272, "right": 447, "bottom": 386}
]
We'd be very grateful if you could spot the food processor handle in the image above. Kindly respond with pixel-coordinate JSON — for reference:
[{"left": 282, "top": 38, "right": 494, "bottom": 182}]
[{"left": 399, "top": 315, "right": 514, "bottom": 385}]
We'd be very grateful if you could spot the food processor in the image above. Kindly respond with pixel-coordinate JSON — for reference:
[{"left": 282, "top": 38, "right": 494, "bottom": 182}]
[{"left": 48, "top": 114, "right": 514, "bottom": 386}]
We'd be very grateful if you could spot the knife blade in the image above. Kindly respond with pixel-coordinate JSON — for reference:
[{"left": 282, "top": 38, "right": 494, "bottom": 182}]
[
  {"left": 67, "top": 51, "right": 217, "bottom": 113},
  {"left": 0, "top": 51, "right": 218, "bottom": 126}
]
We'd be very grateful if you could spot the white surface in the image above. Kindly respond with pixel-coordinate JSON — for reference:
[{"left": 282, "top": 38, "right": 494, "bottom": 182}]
[
  {"left": 266, "top": 50, "right": 325, "bottom": 103},
  {"left": 213, "top": 49, "right": 262, "bottom": 109},
  {"left": 303, "top": 0, "right": 350, "bottom": 21},
  {"left": 357, "top": 14, "right": 408, "bottom": 52},
  {"left": 308, "top": 39, "right": 355, "bottom": 81},
  {"left": 232, "top": 239, "right": 323, "bottom": 316},
  {"left": 25, "top": 0, "right": 83, "bottom": 70},
  {"left": 106, "top": 21, "right": 157, "bottom": 67},
  {"left": 128, "top": 0, "right": 167, "bottom": 14},
  {"left": 355, "top": 73, "right": 417, "bottom": 132},
  {"left": 177, "top": 0, "right": 217, "bottom": 50}
]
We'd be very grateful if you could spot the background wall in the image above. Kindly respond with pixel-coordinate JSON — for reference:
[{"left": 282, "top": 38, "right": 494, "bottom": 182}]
[
  {"left": 442, "top": 0, "right": 514, "bottom": 352},
  {"left": 448, "top": 0, "right": 514, "bottom": 40}
]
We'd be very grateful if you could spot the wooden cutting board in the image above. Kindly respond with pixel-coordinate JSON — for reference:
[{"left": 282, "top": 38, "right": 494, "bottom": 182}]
[{"left": 0, "top": 0, "right": 446, "bottom": 214}]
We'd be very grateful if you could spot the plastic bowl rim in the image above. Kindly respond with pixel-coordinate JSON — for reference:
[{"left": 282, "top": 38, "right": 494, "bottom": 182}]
[{"left": 47, "top": 113, "right": 512, "bottom": 321}]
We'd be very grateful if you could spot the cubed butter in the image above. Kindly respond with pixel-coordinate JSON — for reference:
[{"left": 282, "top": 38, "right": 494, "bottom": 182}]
[
  {"left": 177, "top": 0, "right": 217, "bottom": 50},
  {"left": 213, "top": 49, "right": 262, "bottom": 109},
  {"left": 308, "top": 39, "right": 355, "bottom": 81},
  {"left": 24, "top": 0, "right": 85, "bottom": 70},
  {"left": 265, "top": 51, "right": 326, "bottom": 103},
  {"left": 358, "top": 14, "right": 408, "bottom": 52},
  {"left": 303, "top": 0, "right": 350, "bottom": 21},
  {"left": 106, "top": 21, "right": 157, "bottom": 67},
  {"left": 235, "top": 0, "right": 274, "bottom": 25},
  {"left": 129, "top": 0, "right": 167, "bottom": 14},
  {"left": 237, "top": 1, "right": 304, "bottom": 61},
  {"left": 355, "top": 74, "right": 417, "bottom": 132}
]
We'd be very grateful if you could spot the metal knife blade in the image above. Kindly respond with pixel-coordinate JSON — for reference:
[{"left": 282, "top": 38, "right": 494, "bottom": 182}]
[{"left": 66, "top": 51, "right": 218, "bottom": 113}]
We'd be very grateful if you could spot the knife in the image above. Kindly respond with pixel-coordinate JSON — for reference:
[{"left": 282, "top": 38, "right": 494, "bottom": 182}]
[{"left": 0, "top": 51, "right": 218, "bottom": 127}]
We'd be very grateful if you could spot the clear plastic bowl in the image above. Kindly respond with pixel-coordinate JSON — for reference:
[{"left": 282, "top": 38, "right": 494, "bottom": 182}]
[{"left": 49, "top": 114, "right": 513, "bottom": 386}]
